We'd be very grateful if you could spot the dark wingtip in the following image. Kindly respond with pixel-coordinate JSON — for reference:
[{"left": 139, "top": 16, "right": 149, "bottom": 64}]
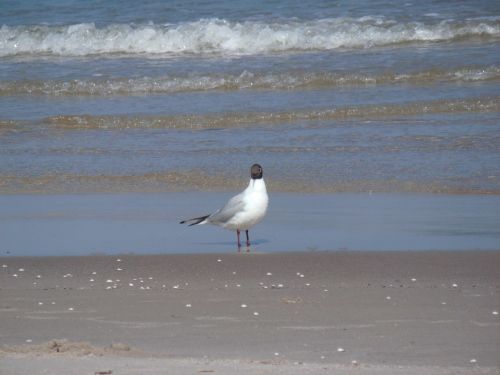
[{"left": 180, "top": 214, "right": 210, "bottom": 226}]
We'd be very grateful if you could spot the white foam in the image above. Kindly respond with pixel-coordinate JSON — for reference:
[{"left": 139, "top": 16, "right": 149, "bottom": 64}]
[{"left": 1, "top": 16, "right": 499, "bottom": 58}]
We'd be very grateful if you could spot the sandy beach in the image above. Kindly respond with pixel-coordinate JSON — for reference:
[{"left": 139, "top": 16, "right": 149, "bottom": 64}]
[{"left": 1, "top": 251, "right": 499, "bottom": 374}]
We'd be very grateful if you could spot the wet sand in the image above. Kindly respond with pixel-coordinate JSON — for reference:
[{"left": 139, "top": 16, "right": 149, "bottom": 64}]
[{"left": 1, "top": 251, "right": 499, "bottom": 374}]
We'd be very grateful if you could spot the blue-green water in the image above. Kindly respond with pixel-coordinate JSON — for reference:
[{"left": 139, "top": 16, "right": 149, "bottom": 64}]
[{"left": 1, "top": 0, "right": 499, "bottom": 194}]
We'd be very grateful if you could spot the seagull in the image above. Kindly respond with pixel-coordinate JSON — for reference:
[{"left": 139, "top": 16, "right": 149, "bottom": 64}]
[{"left": 180, "top": 164, "right": 269, "bottom": 251}]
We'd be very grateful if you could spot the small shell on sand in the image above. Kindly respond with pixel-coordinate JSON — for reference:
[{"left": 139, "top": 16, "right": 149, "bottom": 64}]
[{"left": 337, "top": 347, "right": 345, "bottom": 352}]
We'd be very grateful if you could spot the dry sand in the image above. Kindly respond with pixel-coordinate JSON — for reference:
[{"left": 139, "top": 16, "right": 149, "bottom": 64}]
[{"left": 1, "top": 251, "right": 499, "bottom": 374}]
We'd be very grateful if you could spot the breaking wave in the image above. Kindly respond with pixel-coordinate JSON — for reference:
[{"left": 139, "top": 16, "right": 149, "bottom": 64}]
[
  {"left": 1, "top": 16, "right": 500, "bottom": 58},
  {"left": 1, "top": 66, "right": 499, "bottom": 96}
]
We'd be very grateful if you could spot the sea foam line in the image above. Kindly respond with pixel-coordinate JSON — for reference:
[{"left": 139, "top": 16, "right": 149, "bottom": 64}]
[
  {"left": 1, "top": 16, "right": 499, "bottom": 58},
  {"left": 34, "top": 97, "right": 499, "bottom": 130},
  {"left": 1, "top": 66, "right": 499, "bottom": 96}
]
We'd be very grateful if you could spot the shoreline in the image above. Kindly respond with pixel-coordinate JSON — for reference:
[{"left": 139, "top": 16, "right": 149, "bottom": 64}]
[{"left": 1, "top": 251, "right": 499, "bottom": 374}]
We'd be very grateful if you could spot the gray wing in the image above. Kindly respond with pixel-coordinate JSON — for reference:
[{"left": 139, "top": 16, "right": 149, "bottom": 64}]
[{"left": 208, "top": 193, "right": 245, "bottom": 225}]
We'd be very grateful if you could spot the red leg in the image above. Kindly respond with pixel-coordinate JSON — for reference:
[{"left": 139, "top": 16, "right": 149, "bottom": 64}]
[
  {"left": 245, "top": 230, "right": 250, "bottom": 251},
  {"left": 237, "top": 229, "right": 241, "bottom": 251}
]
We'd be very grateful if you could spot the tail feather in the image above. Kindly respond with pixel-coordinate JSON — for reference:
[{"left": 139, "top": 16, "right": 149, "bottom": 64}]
[{"left": 180, "top": 214, "right": 210, "bottom": 226}]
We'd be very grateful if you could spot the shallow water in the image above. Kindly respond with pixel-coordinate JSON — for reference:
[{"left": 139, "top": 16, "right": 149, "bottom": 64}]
[
  {"left": 1, "top": 0, "right": 500, "bottom": 194},
  {"left": 1, "top": 193, "right": 499, "bottom": 256}
]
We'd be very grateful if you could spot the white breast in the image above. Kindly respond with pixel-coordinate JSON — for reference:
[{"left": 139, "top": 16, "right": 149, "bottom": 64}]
[{"left": 224, "top": 178, "right": 268, "bottom": 230}]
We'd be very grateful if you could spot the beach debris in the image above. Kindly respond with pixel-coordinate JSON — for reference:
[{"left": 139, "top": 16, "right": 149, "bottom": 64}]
[
  {"left": 337, "top": 347, "right": 345, "bottom": 352},
  {"left": 441, "top": 301, "right": 447, "bottom": 305},
  {"left": 116, "top": 268, "right": 122, "bottom": 271},
  {"left": 232, "top": 271, "right": 237, "bottom": 275},
  {"left": 411, "top": 278, "right": 417, "bottom": 282},
  {"left": 2, "top": 264, "right": 7, "bottom": 268},
  {"left": 452, "top": 283, "right": 458, "bottom": 288},
  {"left": 320, "top": 355, "right": 326, "bottom": 359},
  {"left": 116, "top": 258, "right": 121, "bottom": 262},
  {"left": 63, "top": 273, "right": 73, "bottom": 278},
  {"left": 36, "top": 275, "right": 42, "bottom": 279},
  {"left": 26, "top": 339, "right": 32, "bottom": 343},
  {"left": 281, "top": 297, "right": 302, "bottom": 304},
  {"left": 253, "top": 311, "right": 259, "bottom": 316},
  {"left": 274, "top": 352, "right": 280, "bottom": 356},
  {"left": 241, "top": 304, "right": 247, "bottom": 308},
  {"left": 12, "top": 274, "right": 18, "bottom": 277},
  {"left": 185, "top": 304, "right": 192, "bottom": 308},
  {"left": 323, "top": 289, "right": 329, "bottom": 292},
  {"left": 129, "top": 283, "right": 134, "bottom": 287},
  {"left": 19, "top": 268, "right": 25, "bottom": 272},
  {"left": 38, "top": 302, "right": 43, "bottom": 305},
  {"left": 386, "top": 296, "right": 392, "bottom": 300},
  {"left": 90, "top": 278, "right": 95, "bottom": 282},
  {"left": 92, "top": 271, "right": 97, "bottom": 275},
  {"left": 106, "top": 279, "right": 113, "bottom": 283},
  {"left": 492, "top": 311, "right": 498, "bottom": 316},
  {"left": 470, "top": 358, "right": 477, "bottom": 364},
  {"left": 68, "top": 307, "right": 74, "bottom": 311},
  {"left": 305, "top": 283, "right": 311, "bottom": 286},
  {"left": 173, "top": 284, "right": 180, "bottom": 289},
  {"left": 51, "top": 302, "right": 56, "bottom": 305},
  {"left": 266, "top": 272, "right": 272, "bottom": 276},
  {"left": 217, "top": 259, "right": 222, "bottom": 263},
  {"left": 236, "top": 284, "right": 241, "bottom": 287}
]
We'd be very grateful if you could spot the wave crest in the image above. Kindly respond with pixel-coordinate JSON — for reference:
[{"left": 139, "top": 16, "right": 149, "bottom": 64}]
[
  {"left": 1, "top": 17, "right": 499, "bottom": 58},
  {"left": 1, "top": 67, "right": 498, "bottom": 96}
]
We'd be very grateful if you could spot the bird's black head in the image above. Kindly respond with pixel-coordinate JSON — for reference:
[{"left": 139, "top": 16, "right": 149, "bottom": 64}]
[{"left": 250, "top": 164, "right": 263, "bottom": 179}]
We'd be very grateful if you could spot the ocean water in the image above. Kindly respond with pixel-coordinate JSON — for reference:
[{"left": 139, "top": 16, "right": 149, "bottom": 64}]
[{"left": 1, "top": 0, "right": 499, "bottom": 195}]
